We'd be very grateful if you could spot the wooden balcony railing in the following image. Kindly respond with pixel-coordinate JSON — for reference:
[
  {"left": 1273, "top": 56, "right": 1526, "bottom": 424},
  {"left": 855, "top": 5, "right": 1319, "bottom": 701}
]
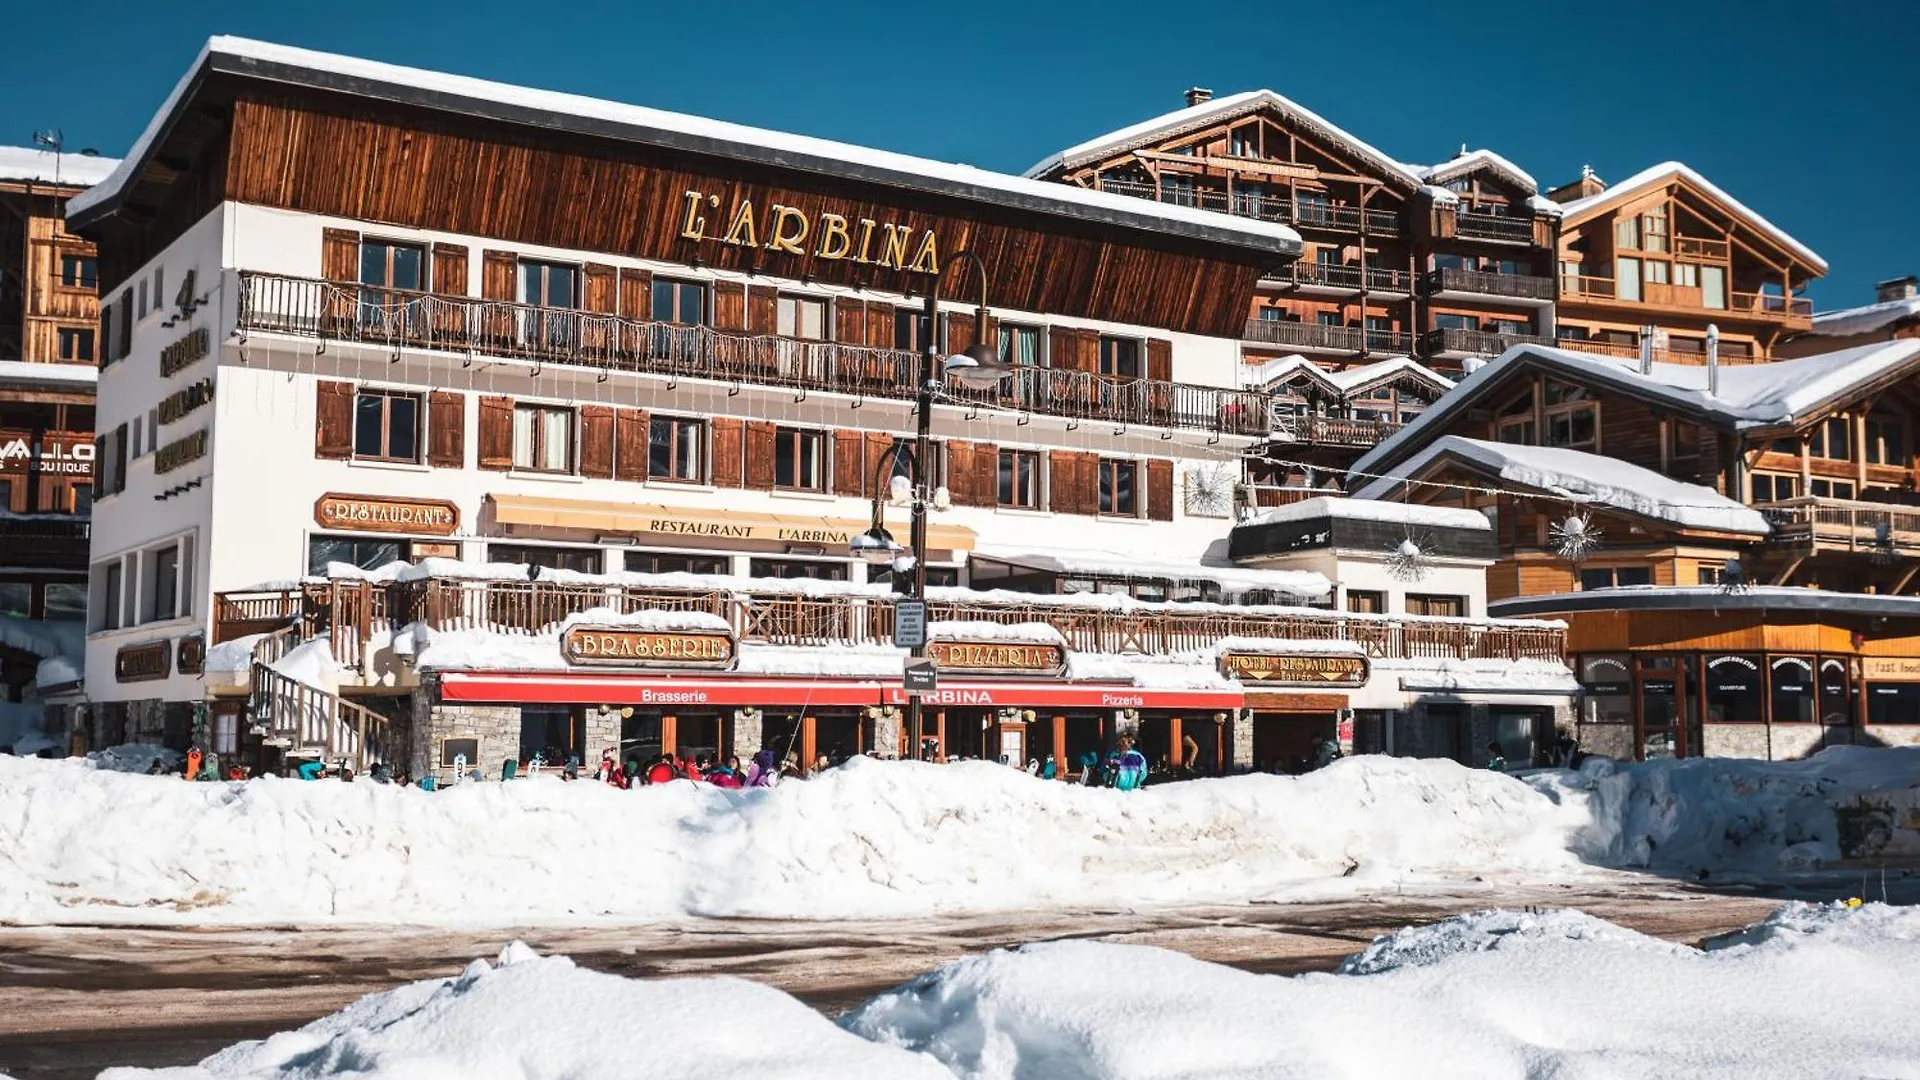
[
  {"left": 1559, "top": 274, "right": 1812, "bottom": 320},
  {"left": 1270, "top": 414, "right": 1404, "bottom": 447},
  {"left": 0, "top": 515, "right": 90, "bottom": 571},
  {"left": 214, "top": 577, "right": 1568, "bottom": 671},
  {"left": 1265, "top": 262, "right": 1414, "bottom": 294},
  {"left": 1094, "top": 177, "right": 1403, "bottom": 237},
  {"left": 1673, "top": 237, "right": 1730, "bottom": 261},
  {"left": 1730, "top": 291, "right": 1814, "bottom": 318},
  {"left": 1238, "top": 484, "right": 1327, "bottom": 509},
  {"left": 237, "top": 272, "right": 1270, "bottom": 437},
  {"left": 1423, "top": 327, "right": 1554, "bottom": 356},
  {"left": 1561, "top": 274, "right": 1617, "bottom": 300},
  {"left": 1759, "top": 498, "right": 1920, "bottom": 554},
  {"left": 1245, "top": 318, "right": 1365, "bottom": 353},
  {"left": 1454, "top": 211, "right": 1535, "bottom": 244},
  {"left": 1424, "top": 267, "right": 1555, "bottom": 302}
]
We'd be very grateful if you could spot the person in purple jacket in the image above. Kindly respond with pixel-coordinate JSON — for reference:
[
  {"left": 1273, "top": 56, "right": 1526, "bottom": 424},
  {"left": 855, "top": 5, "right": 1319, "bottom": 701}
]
[{"left": 744, "top": 749, "right": 778, "bottom": 787}]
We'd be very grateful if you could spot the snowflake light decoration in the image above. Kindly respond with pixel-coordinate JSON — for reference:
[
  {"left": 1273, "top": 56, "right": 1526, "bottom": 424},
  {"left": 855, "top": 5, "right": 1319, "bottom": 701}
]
[
  {"left": 1550, "top": 512, "right": 1604, "bottom": 562},
  {"left": 1385, "top": 536, "right": 1431, "bottom": 582}
]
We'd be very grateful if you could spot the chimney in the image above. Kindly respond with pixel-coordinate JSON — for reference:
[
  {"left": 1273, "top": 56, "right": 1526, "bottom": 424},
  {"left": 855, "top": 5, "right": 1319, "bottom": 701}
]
[
  {"left": 1875, "top": 275, "right": 1918, "bottom": 303},
  {"left": 1706, "top": 324, "right": 1720, "bottom": 397},
  {"left": 1638, "top": 325, "right": 1654, "bottom": 375},
  {"left": 1546, "top": 165, "right": 1608, "bottom": 205},
  {"left": 1184, "top": 87, "right": 1214, "bottom": 108}
]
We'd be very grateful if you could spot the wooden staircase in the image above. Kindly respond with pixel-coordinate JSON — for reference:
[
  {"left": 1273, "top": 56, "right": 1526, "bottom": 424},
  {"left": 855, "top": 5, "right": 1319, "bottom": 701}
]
[{"left": 248, "top": 660, "right": 397, "bottom": 773}]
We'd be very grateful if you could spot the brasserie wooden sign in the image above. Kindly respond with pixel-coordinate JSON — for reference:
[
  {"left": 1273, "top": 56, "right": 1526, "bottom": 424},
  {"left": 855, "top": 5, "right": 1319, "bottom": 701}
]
[
  {"left": 1220, "top": 651, "right": 1369, "bottom": 688},
  {"left": 927, "top": 640, "right": 1067, "bottom": 676},
  {"left": 560, "top": 626, "right": 738, "bottom": 669},
  {"left": 116, "top": 641, "right": 172, "bottom": 683},
  {"left": 313, "top": 493, "right": 461, "bottom": 537}
]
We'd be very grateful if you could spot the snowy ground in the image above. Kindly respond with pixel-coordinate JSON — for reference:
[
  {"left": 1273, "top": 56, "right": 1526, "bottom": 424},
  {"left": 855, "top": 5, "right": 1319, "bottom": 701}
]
[{"left": 53, "top": 900, "right": 1920, "bottom": 1080}]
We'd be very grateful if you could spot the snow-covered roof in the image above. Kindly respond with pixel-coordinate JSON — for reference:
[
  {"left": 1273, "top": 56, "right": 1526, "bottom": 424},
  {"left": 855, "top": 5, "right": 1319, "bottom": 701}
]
[
  {"left": 1352, "top": 339, "right": 1920, "bottom": 477},
  {"left": 1354, "top": 435, "right": 1770, "bottom": 537},
  {"left": 1415, "top": 149, "right": 1537, "bottom": 194},
  {"left": 1244, "top": 354, "right": 1454, "bottom": 398},
  {"left": 0, "top": 146, "right": 120, "bottom": 187},
  {"left": 70, "top": 39, "right": 1298, "bottom": 259},
  {"left": 0, "top": 360, "right": 99, "bottom": 389},
  {"left": 1024, "top": 89, "right": 1422, "bottom": 192},
  {"left": 971, "top": 545, "right": 1332, "bottom": 599},
  {"left": 1555, "top": 162, "right": 1826, "bottom": 274},
  {"left": 1247, "top": 496, "right": 1491, "bottom": 532},
  {"left": 1806, "top": 296, "right": 1920, "bottom": 338}
]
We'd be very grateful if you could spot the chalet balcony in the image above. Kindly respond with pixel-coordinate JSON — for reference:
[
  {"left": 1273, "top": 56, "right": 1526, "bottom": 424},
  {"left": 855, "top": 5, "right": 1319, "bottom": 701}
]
[
  {"left": 1244, "top": 317, "right": 1364, "bottom": 353},
  {"left": 1095, "top": 177, "right": 1402, "bottom": 237},
  {"left": 1453, "top": 210, "right": 1535, "bottom": 244},
  {"left": 0, "top": 515, "right": 90, "bottom": 571},
  {"left": 1264, "top": 262, "right": 1414, "bottom": 297},
  {"left": 1422, "top": 327, "right": 1555, "bottom": 358},
  {"left": 236, "top": 272, "right": 1270, "bottom": 437},
  {"left": 1423, "top": 267, "right": 1555, "bottom": 304},
  {"left": 1270, "top": 413, "right": 1404, "bottom": 448},
  {"left": 1759, "top": 498, "right": 1920, "bottom": 556},
  {"left": 212, "top": 577, "right": 1569, "bottom": 675},
  {"left": 1559, "top": 274, "right": 1814, "bottom": 322}
]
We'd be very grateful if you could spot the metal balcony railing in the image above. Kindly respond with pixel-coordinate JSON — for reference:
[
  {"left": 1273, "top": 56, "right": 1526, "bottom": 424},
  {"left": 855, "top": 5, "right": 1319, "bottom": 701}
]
[
  {"left": 1244, "top": 318, "right": 1365, "bottom": 352},
  {"left": 1424, "top": 267, "right": 1555, "bottom": 301},
  {"left": 1759, "top": 498, "right": 1920, "bottom": 554},
  {"left": 1094, "top": 177, "right": 1402, "bottom": 236},
  {"left": 1454, "top": 211, "right": 1535, "bottom": 243},
  {"left": 1422, "top": 327, "right": 1554, "bottom": 356},
  {"left": 1267, "top": 262, "right": 1414, "bottom": 294},
  {"left": 236, "top": 272, "right": 1270, "bottom": 437}
]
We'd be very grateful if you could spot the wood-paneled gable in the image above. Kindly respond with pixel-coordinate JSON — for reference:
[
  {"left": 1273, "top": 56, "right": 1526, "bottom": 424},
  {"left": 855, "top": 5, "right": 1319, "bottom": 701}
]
[{"left": 212, "top": 92, "right": 1271, "bottom": 337}]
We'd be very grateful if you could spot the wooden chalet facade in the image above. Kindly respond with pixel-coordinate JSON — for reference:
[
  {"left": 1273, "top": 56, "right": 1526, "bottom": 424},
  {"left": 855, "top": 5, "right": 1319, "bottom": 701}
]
[
  {"left": 1546, "top": 163, "right": 1826, "bottom": 365},
  {"left": 1027, "top": 90, "right": 1562, "bottom": 384},
  {"left": 1779, "top": 275, "right": 1920, "bottom": 359}
]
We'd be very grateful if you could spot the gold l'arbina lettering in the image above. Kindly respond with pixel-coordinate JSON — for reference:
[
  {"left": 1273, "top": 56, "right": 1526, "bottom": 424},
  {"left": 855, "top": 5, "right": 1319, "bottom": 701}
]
[
  {"left": 765, "top": 205, "right": 809, "bottom": 255},
  {"left": 816, "top": 213, "right": 852, "bottom": 259},
  {"left": 908, "top": 230, "right": 940, "bottom": 274},
  {"left": 722, "top": 200, "right": 758, "bottom": 247},
  {"left": 877, "top": 223, "right": 912, "bottom": 269},
  {"left": 679, "top": 190, "right": 708, "bottom": 241},
  {"left": 854, "top": 218, "right": 878, "bottom": 264}
]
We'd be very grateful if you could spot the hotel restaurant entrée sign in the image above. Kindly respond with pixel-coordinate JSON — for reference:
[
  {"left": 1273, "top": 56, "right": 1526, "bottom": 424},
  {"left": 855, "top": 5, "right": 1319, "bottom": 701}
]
[
  {"left": 314, "top": 494, "right": 460, "bottom": 537},
  {"left": 561, "top": 626, "right": 738, "bottom": 670},
  {"left": 1219, "top": 650, "right": 1369, "bottom": 688}
]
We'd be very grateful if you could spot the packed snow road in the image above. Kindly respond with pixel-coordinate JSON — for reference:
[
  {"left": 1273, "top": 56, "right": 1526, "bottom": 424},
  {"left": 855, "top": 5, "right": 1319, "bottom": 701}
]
[{"left": 0, "top": 881, "right": 1856, "bottom": 1080}]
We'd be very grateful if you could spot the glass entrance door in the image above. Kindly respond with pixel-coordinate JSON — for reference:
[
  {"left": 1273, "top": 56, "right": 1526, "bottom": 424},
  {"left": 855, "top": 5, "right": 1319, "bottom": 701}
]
[{"left": 1637, "top": 656, "right": 1686, "bottom": 759}]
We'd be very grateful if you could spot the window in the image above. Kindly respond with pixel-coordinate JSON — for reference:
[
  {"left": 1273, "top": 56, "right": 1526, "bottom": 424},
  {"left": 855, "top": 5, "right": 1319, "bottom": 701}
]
[
  {"left": 353, "top": 390, "right": 421, "bottom": 462},
  {"left": 1098, "top": 459, "right": 1140, "bottom": 516},
  {"left": 518, "top": 707, "right": 578, "bottom": 765},
  {"left": 57, "top": 328, "right": 95, "bottom": 363},
  {"left": 488, "top": 544, "right": 602, "bottom": 574},
  {"left": 1808, "top": 416, "right": 1851, "bottom": 460},
  {"left": 1547, "top": 404, "right": 1597, "bottom": 450},
  {"left": 774, "top": 427, "right": 826, "bottom": 491},
  {"left": 997, "top": 449, "right": 1041, "bottom": 508},
  {"left": 1641, "top": 205, "right": 1669, "bottom": 253},
  {"left": 1315, "top": 245, "right": 1342, "bottom": 266},
  {"left": 1867, "top": 416, "right": 1906, "bottom": 466},
  {"left": 647, "top": 415, "right": 705, "bottom": 482},
  {"left": 1668, "top": 420, "right": 1701, "bottom": 461},
  {"left": 1614, "top": 216, "right": 1640, "bottom": 249},
  {"left": 626, "top": 551, "right": 728, "bottom": 576},
  {"left": 59, "top": 254, "right": 97, "bottom": 289},
  {"left": 1867, "top": 682, "right": 1920, "bottom": 725},
  {"left": 359, "top": 241, "right": 426, "bottom": 331},
  {"left": 308, "top": 536, "right": 403, "bottom": 575},
  {"left": 1099, "top": 336, "right": 1141, "bottom": 379},
  {"left": 1770, "top": 657, "right": 1815, "bottom": 724},
  {"left": 1579, "top": 654, "right": 1633, "bottom": 726},
  {"left": 777, "top": 295, "right": 827, "bottom": 340},
  {"left": 1296, "top": 189, "right": 1331, "bottom": 226},
  {"left": 154, "top": 268, "right": 164, "bottom": 311},
  {"left": 152, "top": 544, "right": 180, "bottom": 621},
  {"left": 1436, "top": 313, "right": 1477, "bottom": 331},
  {"left": 0, "top": 583, "right": 26, "bottom": 618},
  {"left": 1616, "top": 257, "right": 1641, "bottom": 302},
  {"left": 1701, "top": 265, "right": 1727, "bottom": 309},
  {"left": 520, "top": 260, "right": 579, "bottom": 348},
  {"left": 1751, "top": 474, "right": 1797, "bottom": 503},
  {"left": 138, "top": 278, "right": 148, "bottom": 319},
  {"left": 748, "top": 558, "right": 848, "bottom": 581},
  {"left": 1406, "top": 594, "right": 1465, "bottom": 617},
  {"left": 1821, "top": 658, "right": 1854, "bottom": 726},
  {"left": 1644, "top": 260, "right": 1670, "bottom": 285},
  {"left": 44, "top": 582, "right": 85, "bottom": 621},
  {"left": 1810, "top": 479, "right": 1856, "bottom": 500},
  {"left": 999, "top": 324, "right": 1043, "bottom": 366},
  {"left": 1674, "top": 262, "right": 1699, "bottom": 289},
  {"left": 213, "top": 709, "right": 239, "bottom": 755},
  {"left": 651, "top": 279, "right": 706, "bottom": 325},
  {"left": 1496, "top": 389, "right": 1535, "bottom": 444},
  {"left": 512, "top": 404, "right": 574, "bottom": 473},
  {"left": 1317, "top": 311, "right": 1342, "bottom": 327},
  {"left": 1580, "top": 567, "right": 1653, "bottom": 590},
  {"left": 103, "top": 561, "right": 123, "bottom": 630},
  {"left": 894, "top": 309, "right": 929, "bottom": 352},
  {"left": 1347, "top": 590, "right": 1385, "bottom": 614}
]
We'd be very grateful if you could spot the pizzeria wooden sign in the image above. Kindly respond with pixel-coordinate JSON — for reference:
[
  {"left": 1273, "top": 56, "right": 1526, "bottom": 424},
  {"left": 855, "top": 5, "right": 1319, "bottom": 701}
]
[
  {"left": 927, "top": 640, "right": 1067, "bottom": 676},
  {"left": 1219, "top": 651, "right": 1369, "bottom": 688},
  {"left": 560, "top": 626, "right": 738, "bottom": 669}
]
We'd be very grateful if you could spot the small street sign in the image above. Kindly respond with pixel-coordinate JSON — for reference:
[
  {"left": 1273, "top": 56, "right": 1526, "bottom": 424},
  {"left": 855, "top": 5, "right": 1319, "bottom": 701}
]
[
  {"left": 894, "top": 599, "right": 928, "bottom": 647},
  {"left": 903, "top": 659, "right": 938, "bottom": 693}
]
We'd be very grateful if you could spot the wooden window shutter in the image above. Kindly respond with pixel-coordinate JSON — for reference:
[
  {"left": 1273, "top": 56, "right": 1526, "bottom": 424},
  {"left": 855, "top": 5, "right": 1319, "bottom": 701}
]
[
  {"left": 864, "top": 432, "right": 896, "bottom": 496},
  {"left": 1147, "top": 459, "right": 1174, "bottom": 521},
  {"left": 711, "top": 418, "right": 745, "bottom": 487},
  {"left": 834, "top": 299, "right": 866, "bottom": 345},
  {"left": 945, "top": 312, "right": 976, "bottom": 356},
  {"left": 431, "top": 244, "right": 469, "bottom": 296},
  {"left": 745, "top": 421, "right": 777, "bottom": 487},
  {"left": 1076, "top": 329, "right": 1102, "bottom": 373},
  {"left": 314, "top": 380, "right": 355, "bottom": 459},
  {"left": 1048, "top": 327, "right": 1077, "bottom": 373},
  {"left": 614, "top": 409, "right": 650, "bottom": 481},
  {"left": 713, "top": 281, "right": 746, "bottom": 330},
  {"left": 747, "top": 286, "right": 778, "bottom": 335},
  {"left": 91, "top": 434, "right": 105, "bottom": 498},
  {"left": 113, "top": 423, "right": 127, "bottom": 494},
  {"left": 583, "top": 264, "right": 618, "bottom": 314},
  {"left": 1047, "top": 450, "right": 1077, "bottom": 514},
  {"left": 99, "top": 305, "right": 114, "bottom": 366},
  {"left": 579, "top": 405, "right": 616, "bottom": 478},
  {"left": 866, "top": 302, "right": 895, "bottom": 349},
  {"left": 618, "top": 268, "right": 653, "bottom": 320},
  {"left": 971, "top": 441, "right": 997, "bottom": 508},
  {"left": 832, "top": 431, "right": 865, "bottom": 496},
  {"left": 321, "top": 229, "right": 360, "bottom": 282},
  {"left": 426, "top": 391, "right": 466, "bottom": 468},
  {"left": 945, "top": 441, "right": 975, "bottom": 505},
  {"left": 481, "top": 251, "right": 518, "bottom": 301},
  {"left": 1146, "top": 338, "right": 1173, "bottom": 383},
  {"left": 477, "top": 395, "right": 515, "bottom": 470}
]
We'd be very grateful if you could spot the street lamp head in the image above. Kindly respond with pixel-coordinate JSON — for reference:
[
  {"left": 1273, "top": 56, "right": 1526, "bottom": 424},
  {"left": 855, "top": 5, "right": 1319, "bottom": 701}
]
[
  {"left": 930, "top": 485, "right": 952, "bottom": 511},
  {"left": 944, "top": 342, "right": 1015, "bottom": 391},
  {"left": 850, "top": 525, "right": 901, "bottom": 566},
  {"left": 887, "top": 473, "right": 913, "bottom": 507}
]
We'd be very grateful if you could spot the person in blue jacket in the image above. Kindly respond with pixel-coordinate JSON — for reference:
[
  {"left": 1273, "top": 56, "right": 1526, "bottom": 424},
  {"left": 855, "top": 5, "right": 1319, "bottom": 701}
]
[
  {"left": 295, "top": 759, "right": 327, "bottom": 781},
  {"left": 1112, "top": 737, "right": 1149, "bottom": 792}
]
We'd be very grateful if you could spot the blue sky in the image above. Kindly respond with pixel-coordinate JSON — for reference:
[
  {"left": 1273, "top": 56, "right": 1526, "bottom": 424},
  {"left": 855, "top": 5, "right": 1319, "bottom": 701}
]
[{"left": 6, "top": 0, "right": 1912, "bottom": 306}]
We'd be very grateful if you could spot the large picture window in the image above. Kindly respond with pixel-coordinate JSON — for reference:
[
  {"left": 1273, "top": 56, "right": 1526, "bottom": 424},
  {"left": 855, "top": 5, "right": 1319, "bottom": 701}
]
[
  {"left": 1770, "top": 657, "right": 1815, "bottom": 724},
  {"left": 308, "top": 535, "right": 403, "bottom": 576},
  {"left": 488, "top": 544, "right": 602, "bottom": 574},
  {"left": 1702, "top": 654, "right": 1763, "bottom": 723}
]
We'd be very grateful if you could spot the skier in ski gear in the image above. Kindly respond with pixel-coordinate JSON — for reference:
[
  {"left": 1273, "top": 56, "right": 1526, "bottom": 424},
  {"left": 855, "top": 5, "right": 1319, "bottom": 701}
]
[
  {"left": 745, "top": 749, "right": 778, "bottom": 787},
  {"left": 1112, "top": 737, "right": 1149, "bottom": 792},
  {"left": 1485, "top": 741, "right": 1508, "bottom": 772}
]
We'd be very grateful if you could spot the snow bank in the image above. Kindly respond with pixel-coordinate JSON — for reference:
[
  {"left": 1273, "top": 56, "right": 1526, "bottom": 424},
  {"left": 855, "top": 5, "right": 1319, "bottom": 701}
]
[
  {"left": 0, "top": 754, "right": 1584, "bottom": 927},
  {"left": 98, "top": 941, "right": 950, "bottom": 1080},
  {"left": 844, "top": 903, "right": 1920, "bottom": 1080}
]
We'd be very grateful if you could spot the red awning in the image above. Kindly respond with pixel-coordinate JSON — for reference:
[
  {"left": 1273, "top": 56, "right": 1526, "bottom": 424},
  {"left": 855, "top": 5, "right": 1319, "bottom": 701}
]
[{"left": 436, "top": 672, "right": 1243, "bottom": 711}]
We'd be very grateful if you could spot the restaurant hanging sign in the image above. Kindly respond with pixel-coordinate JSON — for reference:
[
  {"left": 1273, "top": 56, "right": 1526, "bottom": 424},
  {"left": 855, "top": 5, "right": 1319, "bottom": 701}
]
[
  {"left": 927, "top": 640, "right": 1067, "bottom": 676},
  {"left": 116, "top": 641, "right": 172, "bottom": 683},
  {"left": 560, "top": 626, "right": 738, "bottom": 670},
  {"left": 678, "top": 190, "right": 943, "bottom": 274},
  {"left": 314, "top": 493, "right": 461, "bottom": 537},
  {"left": 1220, "top": 650, "right": 1370, "bottom": 688}
]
